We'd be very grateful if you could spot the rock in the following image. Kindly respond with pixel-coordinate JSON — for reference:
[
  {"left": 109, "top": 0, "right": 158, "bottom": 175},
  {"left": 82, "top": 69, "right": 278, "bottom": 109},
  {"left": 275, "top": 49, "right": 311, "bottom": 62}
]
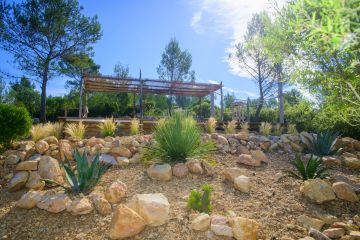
[
  {"left": 35, "top": 140, "right": 49, "bottom": 154},
  {"left": 111, "top": 146, "right": 132, "bottom": 158},
  {"left": 147, "top": 163, "right": 172, "bottom": 181},
  {"left": 260, "top": 141, "right": 271, "bottom": 151},
  {"left": 17, "top": 190, "right": 44, "bottom": 209},
  {"left": 186, "top": 159, "right": 204, "bottom": 174},
  {"left": 250, "top": 150, "right": 269, "bottom": 163},
  {"left": 43, "top": 136, "right": 58, "bottom": 145},
  {"left": 98, "top": 154, "right": 117, "bottom": 165},
  {"left": 29, "top": 154, "right": 42, "bottom": 161},
  {"left": 333, "top": 176, "right": 360, "bottom": 193},
  {"left": 172, "top": 163, "right": 189, "bottom": 178},
  {"left": 300, "top": 179, "right": 336, "bottom": 204},
  {"left": 127, "top": 193, "right": 170, "bottom": 226},
  {"left": 223, "top": 167, "right": 248, "bottom": 182},
  {"left": 230, "top": 217, "right": 259, "bottom": 240},
  {"left": 297, "top": 215, "right": 325, "bottom": 231},
  {"left": 25, "top": 171, "right": 45, "bottom": 190},
  {"left": 322, "top": 156, "right": 342, "bottom": 166},
  {"left": 109, "top": 204, "right": 146, "bottom": 240},
  {"left": 8, "top": 171, "right": 29, "bottom": 192},
  {"left": 237, "top": 145, "right": 250, "bottom": 154},
  {"left": 37, "top": 192, "right": 71, "bottom": 213},
  {"left": 116, "top": 157, "right": 130, "bottom": 167},
  {"left": 234, "top": 175, "right": 250, "bottom": 193},
  {"left": 217, "top": 135, "right": 229, "bottom": 145},
  {"left": 309, "top": 228, "right": 331, "bottom": 240},
  {"left": 191, "top": 213, "right": 211, "bottom": 231},
  {"left": 350, "top": 231, "right": 360, "bottom": 240},
  {"left": 211, "top": 224, "right": 233, "bottom": 237},
  {"left": 331, "top": 222, "right": 359, "bottom": 232},
  {"left": 59, "top": 141, "right": 73, "bottom": 160},
  {"left": 235, "top": 132, "right": 249, "bottom": 141},
  {"left": 201, "top": 160, "right": 215, "bottom": 176},
  {"left": 299, "top": 237, "right": 315, "bottom": 240},
  {"left": 38, "top": 156, "right": 64, "bottom": 183},
  {"left": 332, "top": 182, "right": 359, "bottom": 202},
  {"left": 322, "top": 228, "right": 345, "bottom": 238},
  {"left": 269, "top": 143, "right": 279, "bottom": 151},
  {"left": 66, "top": 197, "right": 93, "bottom": 215},
  {"left": 237, "top": 154, "right": 261, "bottom": 167},
  {"left": 15, "top": 160, "right": 38, "bottom": 171},
  {"left": 104, "top": 180, "right": 127, "bottom": 203},
  {"left": 89, "top": 192, "right": 112, "bottom": 215},
  {"left": 343, "top": 156, "right": 360, "bottom": 169},
  {"left": 300, "top": 132, "right": 315, "bottom": 149},
  {"left": 290, "top": 142, "right": 304, "bottom": 152},
  {"left": 5, "top": 154, "right": 20, "bottom": 165}
]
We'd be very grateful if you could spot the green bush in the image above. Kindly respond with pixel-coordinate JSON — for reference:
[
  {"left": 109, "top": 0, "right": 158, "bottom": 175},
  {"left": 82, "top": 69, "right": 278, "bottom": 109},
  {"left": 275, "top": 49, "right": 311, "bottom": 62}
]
[
  {"left": 187, "top": 184, "right": 213, "bottom": 213},
  {"left": 287, "top": 155, "right": 327, "bottom": 180},
  {"left": 0, "top": 104, "right": 32, "bottom": 150},
  {"left": 143, "top": 111, "right": 215, "bottom": 163}
]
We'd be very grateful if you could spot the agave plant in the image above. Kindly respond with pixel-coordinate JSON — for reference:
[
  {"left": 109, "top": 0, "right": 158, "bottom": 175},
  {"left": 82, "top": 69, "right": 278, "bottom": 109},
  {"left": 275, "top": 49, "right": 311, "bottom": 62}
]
[
  {"left": 301, "top": 131, "right": 340, "bottom": 157},
  {"left": 287, "top": 155, "right": 327, "bottom": 180},
  {"left": 60, "top": 149, "right": 109, "bottom": 194}
]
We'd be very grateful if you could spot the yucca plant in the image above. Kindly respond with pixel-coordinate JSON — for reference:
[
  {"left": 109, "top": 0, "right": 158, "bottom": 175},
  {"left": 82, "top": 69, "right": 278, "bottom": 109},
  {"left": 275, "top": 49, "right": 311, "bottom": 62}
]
[
  {"left": 64, "top": 121, "right": 87, "bottom": 139},
  {"left": 287, "top": 155, "right": 327, "bottom": 180},
  {"left": 240, "top": 122, "right": 249, "bottom": 132},
  {"left": 259, "top": 122, "right": 272, "bottom": 136},
  {"left": 130, "top": 118, "right": 140, "bottom": 135},
  {"left": 301, "top": 131, "right": 340, "bottom": 157},
  {"left": 98, "top": 117, "right": 117, "bottom": 137},
  {"left": 143, "top": 111, "right": 215, "bottom": 163},
  {"left": 31, "top": 124, "right": 52, "bottom": 142},
  {"left": 225, "top": 120, "right": 237, "bottom": 134},
  {"left": 287, "top": 123, "right": 298, "bottom": 134},
  {"left": 187, "top": 184, "right": 213, "bottom": 213},
  {"left": 61, "top": 149, "right": 109, "bottom": 194},
  {"left": 205, "top": 117, "right": 217, "bottom": 133},
  {"left": 273, "top": 123, "right": 283, "bottom": 136}
]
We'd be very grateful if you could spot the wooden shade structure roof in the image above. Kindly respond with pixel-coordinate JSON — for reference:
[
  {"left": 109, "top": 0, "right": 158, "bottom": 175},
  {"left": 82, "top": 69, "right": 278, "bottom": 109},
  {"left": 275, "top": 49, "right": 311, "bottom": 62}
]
[{"left": 83, "top": 74, "right": 221, "bottom": 97}]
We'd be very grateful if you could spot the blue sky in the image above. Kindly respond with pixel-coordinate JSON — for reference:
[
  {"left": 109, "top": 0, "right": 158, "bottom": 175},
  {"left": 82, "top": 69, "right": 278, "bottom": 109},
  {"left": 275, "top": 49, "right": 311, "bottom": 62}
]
[{"left": 0, "top": 0, "right": 285, "bottom": 101}]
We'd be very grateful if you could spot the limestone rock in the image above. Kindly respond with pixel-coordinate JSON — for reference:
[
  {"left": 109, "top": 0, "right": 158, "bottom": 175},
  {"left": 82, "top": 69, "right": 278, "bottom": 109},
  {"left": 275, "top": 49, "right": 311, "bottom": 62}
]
[
  {"left": 230, "top": 217, "right": 259, "bottom": 240},
  {"left": 15, "top": 160, "right": 38, "bottom": 171},
  {"left": 234, "top": 175, "right": 250, "bottom": 193},
  {"left": 109, "top": 204, "right": 146, "bottom": 240},
  {"left": 104, "top": 180, "right": 127, "bottom": 203},
  {"left": 98, "top": 154, "right": 117, "bottom": 165},
  {"left": 309, "top": 228, "right": 331, "bottom": 240},
  {"left": 8, "top": 171, "right": 29, "bottom": 192},
  {"left": 322, "top": 156, "right": 342, "bottom": 166},
  {"left": 43, "top": 136, "right": 59, "bottom": 145},
  {"left": 38, "top": 156, "right": 63, "bottom": 183},
  {"left": 111, "top": 146, "right": 132, "bottom": 158},
  {"left": 332, "top": 182, "right": 359, "bottom": 202},
  {"left": 172, "top": 163, "right": 189, "bottom": 178},
  {"left": 17, "top": 190, "right": 44, "bottom": 209},
  {"left": 237, "top": 145, "right": 250, "bottom": 154},
  {"left": 25, "top": 171, "right": 45, "bottom": 190},
  {"left": 5, "top": 154, "right": 20, "bottom": 165},
  {"left": 211, "top": 224, "right": 233, "bottom": 237},
  {"left": 59, "top": 141, "right": 73, "bottom": 160},
  {"left": 128, "top": 193, "right": 170, "bottom": 226},
  {"left": 297, "top": 215, "right": 325, "bottom": 231},
  {"left": 90, "top": 192, "right": 112, "bottom": 215},
  {"left": 36, "top": 192, "right": 71, "bottom": 213},
  {"left": 191, "top": 213, "right": 211, "bottom": 231},
  {"left": 235, "top": 132, "right": 249, "bottom": 141},
  {"left": 66, "top": 197, "right": 93, "bottom": 215},
  {"left": 250, "top": 150, "right": 269, "bottom": 163},
  {"left": 349, "top": 231, "right": 360, "bottom": 239},
  {"left": 300, "top": 179, "right": 336, "bottom": 204},
  {"left": 201, "top": 160, "right": 215, "bottom": 176},
  {"left": 217, "top": 135, "right": 229, "bottom": 145},
  {"left": 186, "top": 159, "right": 204, "bottom": 174},
  {"left": 35, "top": 140, "right": 49, "bottom": 154},
  {"left": 223, "top": 167, "right": 248, "bottom": 182},
  {"left": 116, "top": 157, "right": 130, "bottom": 167},
  {"left": 322, "top": 228, "right": 345, "bottom": 239},
  {"left": 237, "top": 154, "right": 261, "bottom": 167},
  {"left": 147, "top": 163, "right": 172, "bottom": 181},
  {"left": 343, "top": 156, "right": 360, "bottom": 169}
]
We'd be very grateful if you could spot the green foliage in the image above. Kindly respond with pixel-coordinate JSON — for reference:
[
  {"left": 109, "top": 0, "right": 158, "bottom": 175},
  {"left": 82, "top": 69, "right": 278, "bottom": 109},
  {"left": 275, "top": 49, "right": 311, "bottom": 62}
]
[
  {"left": 0, "top": 104, "right": 32, "bottom": 150},
  {"left": 302, "top": 131, "right": 340, "bottom": 157},
  {"left": 143, "top": 111, "right": 215, "bottom": 163},
  {"left": 61, "top": 149, "right": 109, "bottom": 194},
  {"left": 130, "top": 118, "right": 140, "bottom": 135},
  {"left": 98, "top": 117, "right": 117, "bottom": 137},
  {"left": 287, "top": 155, "right": 327, "bottom": 180},
  {"left": 187, "top": 184, "right": 213, "bottom": 213}
]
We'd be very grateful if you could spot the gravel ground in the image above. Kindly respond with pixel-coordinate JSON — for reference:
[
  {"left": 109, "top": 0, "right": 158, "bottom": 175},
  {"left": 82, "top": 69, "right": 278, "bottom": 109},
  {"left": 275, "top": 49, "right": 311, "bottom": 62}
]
[{"left": 0, "top": 152, "right": 359, "bottom": 240}]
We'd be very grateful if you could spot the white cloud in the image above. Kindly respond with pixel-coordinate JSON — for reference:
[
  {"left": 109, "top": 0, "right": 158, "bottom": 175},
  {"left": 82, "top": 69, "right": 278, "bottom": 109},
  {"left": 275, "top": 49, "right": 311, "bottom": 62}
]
[
  {"left": 208, "top": 79, "right": 220, "bottom": 84},
  {"left": 190, "top": 0, "right": 286, "bottom": 77}
]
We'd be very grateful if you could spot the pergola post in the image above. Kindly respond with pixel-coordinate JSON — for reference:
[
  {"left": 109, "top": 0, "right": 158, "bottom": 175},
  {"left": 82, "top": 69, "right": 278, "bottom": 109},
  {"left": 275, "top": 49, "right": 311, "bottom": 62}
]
[
  {"left": 78, "top": 75, "right": 84, "bottom": 118},
  {"left": 139, "top": 70, "right": 143, "bottom": 121},
  {"left": 83, "top": 90, "right": 88, "bottom": 118},
  {"left": 210, "top": 92, "right": 215, "bottom": 117},
  {"left": 220, "top": 82, "right": 224, "bottom": 122},
  {"left": 133, "top": 92, "right": 136, "bottom": 117},
  {"left": 199, "top": 97, "right": 202, "bottom": 118}
]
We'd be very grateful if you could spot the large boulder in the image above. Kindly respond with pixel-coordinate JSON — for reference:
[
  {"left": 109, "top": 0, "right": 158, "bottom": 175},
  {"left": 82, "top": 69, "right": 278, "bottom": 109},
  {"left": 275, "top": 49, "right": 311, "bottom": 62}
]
[
  {"left": 128, "top": 193, "right": 170, "bottom": 226},
  {"left": 8, "top": 171, "right": 29, "bottom": 192},
  {"left": 211, "top": 224, "right": 234, "bottom": 238},
  {"left": 59, "top": 141, "right": 73, "bottom": 160},
  {"left": 322, "top": 228, "right": 345, "bottom": 239},
  {"left": 297, "top": 215, "right": 325, "bottom": 231},
  {"left": 35, "top": 140, "right": 49, "bottom": 154},
  {"left": 17, "top": 191, "right": 44, "bottom": 209},
  {"left": 15, "top": 160, "right": 38, "bottom": 171},
  {"left": 234, "top": 175, "right": 250, "bottom": 193},
  {"left": 111, "top": 146, "right": 132, "bottom": 158},
  {"left": 343, "top": 156, "right": 360, "bottom": 170},
  {"left": 66, "top": 197, "right": 94, "bottom": 215},
  {"left": 38, "top": 156, "right": 64, "bottom": 183},
  {"left": 90, "top": 192, "right": 112, "bottom": 215},
  {"left": 43, "top": 136, "right": 59, "bottom": 145},
  {"left": 109, "top": 204, "right": 146, "bottom": 240},
  {"left": 332, "top": 182, "right": 359, "bottom": 202},
  {"left": 300, "top": 179, "right": 336, "bottom": 204},
  {"left": 147, "top": 163, "right": 172, "bottom": 181},
  {"left": 25, "top": 171, "right": 45, "bottom": 190},
  {"left": 172, "top": 163, "right": 189, "bottom": 178},
  {"left": 223, "top": 168, "right": 248, "bottom": 183},
  {"left": 36, "top": 192, "right": 71, "bottom": 213},
  {"left": 237, "top": 154, "right": 261, "bottom": 167},
  {"left": 98, "top": 154, "right": 117, "bottom": 165},
  {"left": 104, "top": 180, "right": 127, "bottom": 203},
  {"left": 230, "top": 217, "right": 259, "bottom": 240},
  {"left": 191, "top": 213, "right": 211, "bottom": 231}
]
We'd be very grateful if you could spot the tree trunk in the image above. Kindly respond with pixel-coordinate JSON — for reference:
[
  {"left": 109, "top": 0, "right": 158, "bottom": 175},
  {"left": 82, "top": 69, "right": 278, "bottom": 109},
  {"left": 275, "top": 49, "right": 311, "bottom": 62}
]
[
  {"left": 167, "top": 95, "right": 172, "bottom": 116},
  {"left": 255, "top": 80, "right": 264, "bottom": 122},
  {"left": 40, "top": 68, "right": 48, "bottom": 123},
  {"left": 278, "top": 81, "right": 284, "bottom": 124}
]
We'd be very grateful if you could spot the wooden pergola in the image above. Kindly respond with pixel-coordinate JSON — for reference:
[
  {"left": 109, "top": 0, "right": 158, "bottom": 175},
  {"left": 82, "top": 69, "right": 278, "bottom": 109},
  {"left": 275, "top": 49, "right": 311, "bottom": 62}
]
[{"left": 79, "top": 73, "right": 224, "bottom": 121}]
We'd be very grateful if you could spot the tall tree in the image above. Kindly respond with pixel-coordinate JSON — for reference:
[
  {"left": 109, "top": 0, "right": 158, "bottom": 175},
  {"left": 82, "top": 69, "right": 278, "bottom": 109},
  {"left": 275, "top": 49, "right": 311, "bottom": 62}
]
[
  {"left": 0, "top": 0, "right": 101, "bottom": 122},
  {"left": 114, "top": 62, "right": 130, "bottom": 78},
  {"left": 157, "top": 38, "right": 195, "bottom": 114},
  {"left": 0, "top": 76, "right": 7, "bottom": 103},
  {"left": 232, "top": 12, "right": 275, "bottom": 121}
]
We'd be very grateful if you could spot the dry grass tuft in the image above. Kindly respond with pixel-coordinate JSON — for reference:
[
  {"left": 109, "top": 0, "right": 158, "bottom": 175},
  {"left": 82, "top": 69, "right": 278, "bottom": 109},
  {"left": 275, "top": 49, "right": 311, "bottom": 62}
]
[
  {"left": 259, "top": 122, "right": 272, "bottom": 136},
  {"left": 65, "top": 121, "right": 87, "bottom": 139}
]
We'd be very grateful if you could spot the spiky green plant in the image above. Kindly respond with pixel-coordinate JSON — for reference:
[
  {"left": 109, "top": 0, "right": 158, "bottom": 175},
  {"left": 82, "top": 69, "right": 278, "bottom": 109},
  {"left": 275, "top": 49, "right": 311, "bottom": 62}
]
[
  {"left": 225, "top": 120, "right": 237, "bottom": 134},
  {"left": 98, "top": 117, "right": 117, "bottom": 137},
  {"left": 187, "top": 184, "right": 213, "bottom": 213},
  {"left": 143, "top": 111, "right": 215, "bottom": 163},
  {"left": 60, "top": 149, "right": 109, "bottom": 194},
  {"left": 130, "top": 118, "right": 140, "bottom": 135},
  {"left": 287, "top": 155, "right": 327, "bottom": 180},
  {"left": 273, "top": 123, "right": 283, "bottom": 136},
  {"left": 205, "top": 117, "right": 217, "bottom": 133},
  {"left": 301, "top": 131, "right": 340, "bottom": 157},
  {"left": 259, "top": 122, "right": 272, "bottom": 136},
  {"left": 64, "top": 121, "right": 87, "bottom": 139},
  {"left": 287, "top": 124, "right": 298, "bottom": 134}
]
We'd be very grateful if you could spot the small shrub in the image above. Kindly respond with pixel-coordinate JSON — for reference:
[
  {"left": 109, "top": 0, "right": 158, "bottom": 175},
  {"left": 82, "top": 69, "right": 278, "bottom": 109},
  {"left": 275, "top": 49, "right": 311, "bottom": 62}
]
[
  {"left": 205, "top": 117, "right": 217, "bottom": 133},
  {"left": 64, "top": 121, "right": 87, "bottom": 139},
  {"left": 225, "top": 120, "right": 237, "bottom": 134},
  {"left": 287, "top": 123, "right": 298, "bottom": 134},
  {"left": 287, "top": 155, "right": 327, "bottom": 180},
  {"left": 0, "top": 104, "right": 32, "bottom": 150},
  {"left": 130, "top": 118, "right": 140, "bottom": 135},
  {"left": 188, "top": 184, "right": 213, "bottom": 213},
  {"left": 98, "top": 117, "right": 117, "bottom": 137},
  {"left": 48, "top": 122, "right": 64, "bottom": 139},
  {"left": 240, "top": 122, "right": 249, "bottom": 132},
  {"left": 143, "top": 111, "right": 215, "bottom": 163},
  {"left": 273, "top": 123, "right": 283, "bottom": 136},
  {"left": 259, "top": 122, "right": 272, "bottom": 136},
  {"left": 301, "top": 131, "right": 340, "bottom": 157},
  {"left": 31, "top": 124, "right": 51, "bottom": 142}
]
